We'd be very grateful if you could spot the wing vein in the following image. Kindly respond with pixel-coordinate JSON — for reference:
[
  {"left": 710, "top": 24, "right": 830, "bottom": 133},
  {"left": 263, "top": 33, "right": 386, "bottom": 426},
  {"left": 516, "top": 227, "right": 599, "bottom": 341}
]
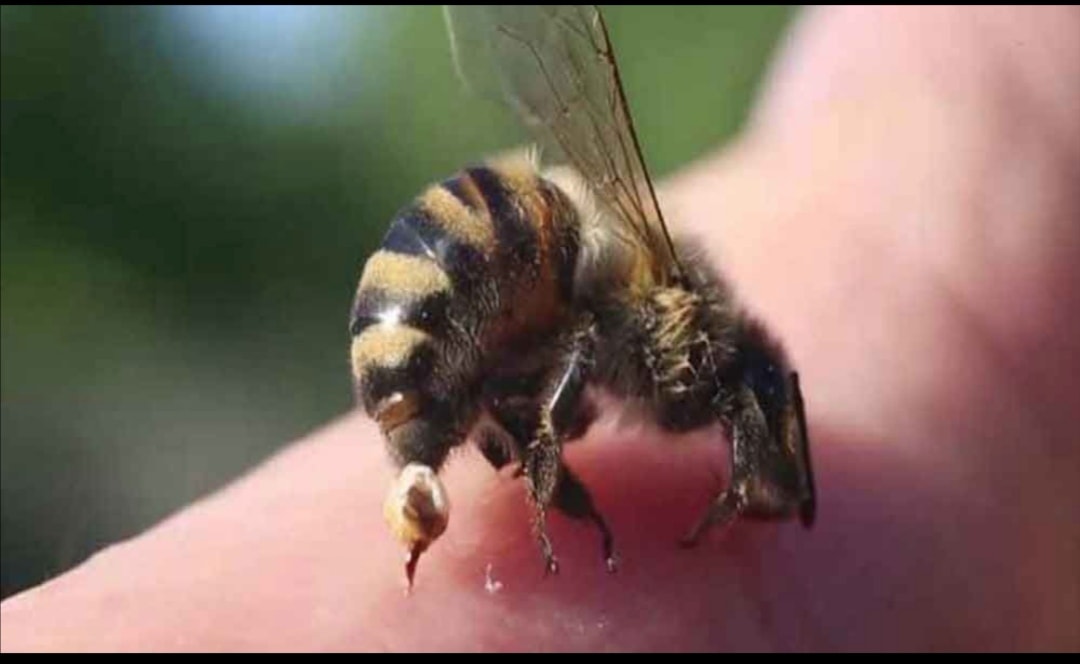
[{"left": 445, "top": 5, "right": 685, "bottom": 285}]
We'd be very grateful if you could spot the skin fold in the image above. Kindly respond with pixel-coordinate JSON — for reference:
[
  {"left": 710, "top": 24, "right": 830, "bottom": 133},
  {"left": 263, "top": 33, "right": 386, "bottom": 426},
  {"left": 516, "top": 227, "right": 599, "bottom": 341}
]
[{"left": 2, "top": 6, "right": 1078, "bottom": 652}]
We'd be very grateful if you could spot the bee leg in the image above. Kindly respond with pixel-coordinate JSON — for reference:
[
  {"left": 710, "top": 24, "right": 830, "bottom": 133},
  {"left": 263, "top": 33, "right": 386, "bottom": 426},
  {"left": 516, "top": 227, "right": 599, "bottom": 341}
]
[
  {"left": 526, "top": 324, "right": 616, "bottom": 573},
  {"left": 522, "top": 423, "right": 615, "bottom": 574},
  {"left": 478, "top": 380, "right": 562, "bottom": 573},
  {"left": 679, "top": 389, "right": 752, "bottom": 547},
  {"left": 545, "top": 384, "right": 615, "bottom": 570},
  {"left": 682, "top": 380, "right": 811, "bottom": 546},
  {"left": 679, "top": 384, "right": 762, "bottom": 548},
  {"left": 550, "top": 461, "right": 617, "bottom": 573},
  {"left": 679, "top": 488, "right": 743, "bottom": 548},
  {"left": 475, "top": 420, "right": 516, "bottom": 472},
  {"left": 790, "top": 372, "right": 817, "bottom": 528},
  {"left": 522, "top": 429, "right": 562, "bottom": 575},
  {"left": 513, "top": 381, "right": 596, "bottom": 485}
]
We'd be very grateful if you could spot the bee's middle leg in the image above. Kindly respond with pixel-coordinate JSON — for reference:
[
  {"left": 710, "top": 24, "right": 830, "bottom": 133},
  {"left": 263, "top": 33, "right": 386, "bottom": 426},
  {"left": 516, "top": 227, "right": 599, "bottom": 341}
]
[
  {"left": 524, "top": 377, "right": 614, "bottom": 574},
  {"left": 519, "top": 324, "right": 615, "bottom": 574},
  {"left": 546, "top": 449, "right": 616, "bottom": 572}
]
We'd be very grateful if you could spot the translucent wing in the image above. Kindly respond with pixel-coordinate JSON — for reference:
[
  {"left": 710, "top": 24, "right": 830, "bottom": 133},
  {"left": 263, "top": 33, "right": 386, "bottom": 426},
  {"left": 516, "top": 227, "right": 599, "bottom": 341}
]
[{"left": 444, "top": 5, "right": 684, "bottom": 285}]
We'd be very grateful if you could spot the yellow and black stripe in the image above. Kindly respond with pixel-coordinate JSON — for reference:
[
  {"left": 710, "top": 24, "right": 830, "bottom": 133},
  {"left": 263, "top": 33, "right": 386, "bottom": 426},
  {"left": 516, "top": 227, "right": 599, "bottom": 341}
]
[{"left": 350, "top": 158, "right": 581, "bottom": 439}]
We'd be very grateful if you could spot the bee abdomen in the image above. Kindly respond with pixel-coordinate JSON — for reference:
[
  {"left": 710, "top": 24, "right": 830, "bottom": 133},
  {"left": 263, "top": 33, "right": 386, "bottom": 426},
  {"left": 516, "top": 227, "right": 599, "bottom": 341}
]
[
  {"left": 350, "top": 170, "right": 497, "bottom": 340},
  {"left": 350, "top": 156, "right": 581, "bottom": 413},
  {"left": 355, "top": 247, "right": 450, "bottom": 315},
  {"left": 463, "top": 162, "right": 581, "bottom": 339},
  {"left": 349, "top": 190, "right": 483, "bottom": 409},
  {"left": 348, "top": 253, "right": 441, "bottom": 398},
  {"left": 465, "top": 166, "right": 541, "bottom": 275},
  {"left": 350, "top": 322, "right": 437, "bottom": 413}
]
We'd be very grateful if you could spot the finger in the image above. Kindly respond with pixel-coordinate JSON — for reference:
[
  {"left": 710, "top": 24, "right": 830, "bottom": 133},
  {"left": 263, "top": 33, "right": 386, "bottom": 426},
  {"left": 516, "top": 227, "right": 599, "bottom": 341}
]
[{"left": 0, "top": 410, "right": 834, "bottom": 652}]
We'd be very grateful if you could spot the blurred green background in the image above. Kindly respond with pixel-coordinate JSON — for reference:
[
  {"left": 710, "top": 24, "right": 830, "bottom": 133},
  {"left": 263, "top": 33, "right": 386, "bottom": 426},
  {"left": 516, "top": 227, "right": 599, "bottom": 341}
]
[{"left": 0, "top": 5, "right": 794, "bottom": 599}]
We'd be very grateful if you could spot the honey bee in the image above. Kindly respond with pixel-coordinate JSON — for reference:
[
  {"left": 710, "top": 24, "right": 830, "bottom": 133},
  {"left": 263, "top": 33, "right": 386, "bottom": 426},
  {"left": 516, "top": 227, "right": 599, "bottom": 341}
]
[{"left": 350, "top": 5, "right": 816, "bottom": 588}]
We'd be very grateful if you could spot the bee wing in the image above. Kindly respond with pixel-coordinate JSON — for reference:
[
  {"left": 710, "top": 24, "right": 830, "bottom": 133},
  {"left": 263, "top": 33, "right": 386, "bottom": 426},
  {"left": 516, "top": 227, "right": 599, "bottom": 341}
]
[{"left": 444, "top": 5, "right": 683, "bottom": 285}]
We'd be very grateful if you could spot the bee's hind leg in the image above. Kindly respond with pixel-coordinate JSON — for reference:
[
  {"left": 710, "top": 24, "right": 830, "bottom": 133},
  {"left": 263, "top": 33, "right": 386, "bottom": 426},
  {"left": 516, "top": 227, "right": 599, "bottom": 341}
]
[
  {"left": 679, "top": 386, "right": 761, "bottom": 547},
  {"left": 681, "top": 378, "right": 812, "bottom": 547},
  {"left": 680, "top": 486, "right": 744, "bottom": 548}
]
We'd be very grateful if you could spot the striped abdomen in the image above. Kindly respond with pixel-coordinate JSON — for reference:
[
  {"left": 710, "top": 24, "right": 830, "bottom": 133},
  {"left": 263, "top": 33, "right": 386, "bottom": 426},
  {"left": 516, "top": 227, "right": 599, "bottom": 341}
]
[{"left": 349, "top": 156, "right": 581, "bottom": 446}]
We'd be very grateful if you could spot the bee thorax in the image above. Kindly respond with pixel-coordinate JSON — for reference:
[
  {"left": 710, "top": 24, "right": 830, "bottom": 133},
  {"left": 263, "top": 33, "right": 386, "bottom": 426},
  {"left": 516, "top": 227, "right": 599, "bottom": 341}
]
[{"left": 646, "top": 288, "right": 733, "bottom": 394}]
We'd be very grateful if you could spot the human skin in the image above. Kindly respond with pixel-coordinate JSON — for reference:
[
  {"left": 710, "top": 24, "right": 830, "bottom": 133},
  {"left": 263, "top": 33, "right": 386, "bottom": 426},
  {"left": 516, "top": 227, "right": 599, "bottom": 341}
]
[{"left": 2, "top": 5, "right": 1078, "bottom": 652}]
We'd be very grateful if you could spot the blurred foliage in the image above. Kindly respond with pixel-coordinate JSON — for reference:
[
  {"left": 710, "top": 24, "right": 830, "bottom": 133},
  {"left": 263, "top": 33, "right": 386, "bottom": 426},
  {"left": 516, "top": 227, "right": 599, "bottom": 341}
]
[{"left": 0, "top": 5, "right": 794, "bottom": 598}]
